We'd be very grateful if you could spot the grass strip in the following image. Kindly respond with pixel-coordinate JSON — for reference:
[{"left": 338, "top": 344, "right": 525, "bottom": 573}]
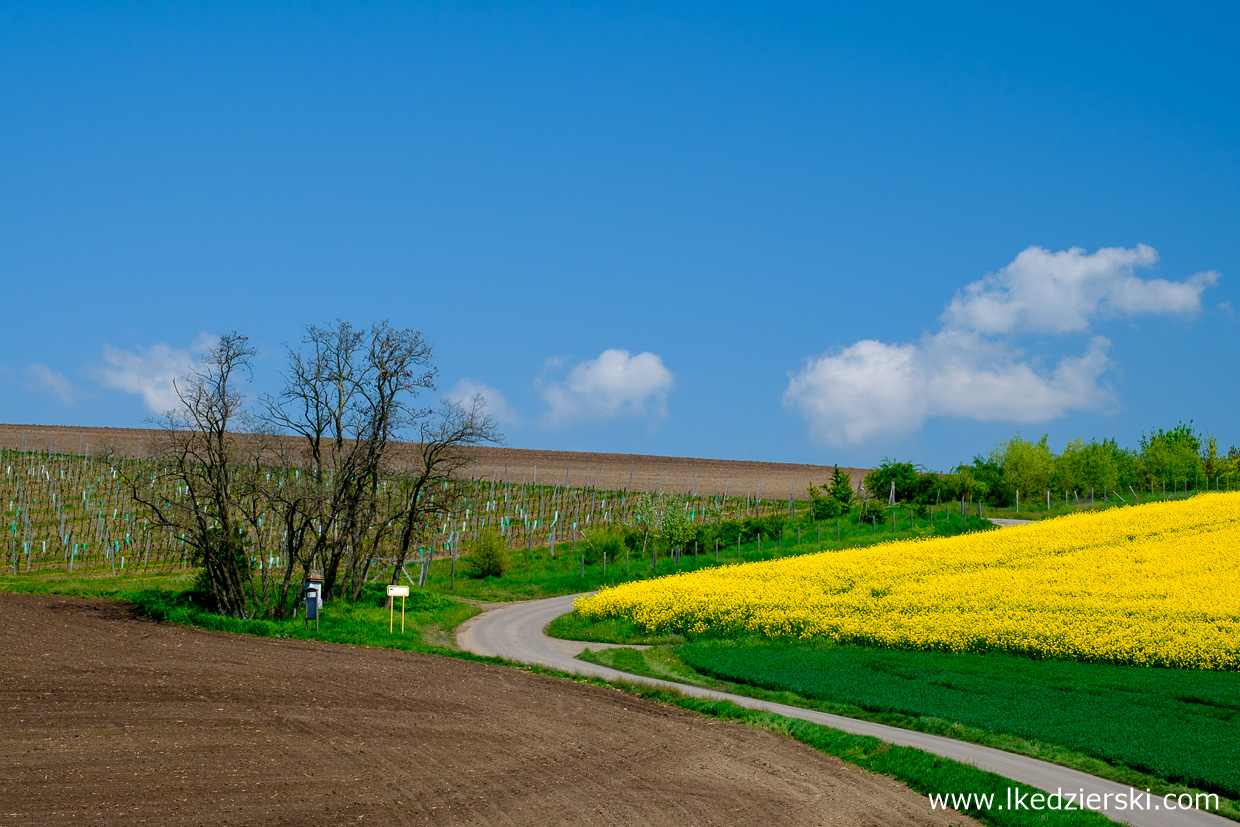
[
  {"left": 676, "top": 640, "right": 1240, "bottom": 800},
  {"left": 1, "top": 572, "right": 479, "bottom": 654},
  {"left": 576, "top": 644, "right": 1239, "bottom": 822}
]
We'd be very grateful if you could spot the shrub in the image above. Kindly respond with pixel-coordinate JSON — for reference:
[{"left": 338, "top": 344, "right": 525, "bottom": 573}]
[
  {"left": 465, "top": 531, "right": 509, "bottom": 578},
  {"left": 811, "top": 496, "right": 848, "bottom": 519},
  {"left": 810, "top": 465, "right": 856, "bottom": 517},
  {"left": 583, "top": 528, "right": 625, "bottom": 564},
  {"left": 757, "top": 513, "right": 788, "bottom": 540}
]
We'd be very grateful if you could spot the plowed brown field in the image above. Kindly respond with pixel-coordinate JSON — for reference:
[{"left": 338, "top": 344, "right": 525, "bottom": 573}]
[
  {"left": 0, "top": 593, "right": 977, "bottom": 827},
  {"left": 0, "top": 423, "right": 865, "bottom": 500}
]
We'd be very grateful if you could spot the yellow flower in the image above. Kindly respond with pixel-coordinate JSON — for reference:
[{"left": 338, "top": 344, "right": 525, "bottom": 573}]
[{"left": 575, "top": 493, "right": 1240, "bottom": 670}]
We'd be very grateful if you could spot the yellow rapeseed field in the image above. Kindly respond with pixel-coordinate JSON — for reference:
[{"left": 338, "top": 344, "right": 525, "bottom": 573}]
[{"left": 575, "top": 493, "right": 1240, "bottom": 669}]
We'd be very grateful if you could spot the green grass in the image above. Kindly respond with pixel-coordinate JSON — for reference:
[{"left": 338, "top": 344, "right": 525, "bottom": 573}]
[
  {"left": 1, "top": 571, "right": 478, "bottom": 653},
  {"left": 572, "top": 639, "right": 1239, "bottom": 820}
]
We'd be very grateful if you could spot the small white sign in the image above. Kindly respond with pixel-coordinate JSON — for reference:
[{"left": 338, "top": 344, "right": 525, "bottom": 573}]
[{"left": 387, "top": 585, "right": 410, "bottom": 597}]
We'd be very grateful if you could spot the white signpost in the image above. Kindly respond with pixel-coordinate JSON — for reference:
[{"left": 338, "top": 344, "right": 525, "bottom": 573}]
[{"left": 387, "top": 584, "right": 410, "bottom": 633}]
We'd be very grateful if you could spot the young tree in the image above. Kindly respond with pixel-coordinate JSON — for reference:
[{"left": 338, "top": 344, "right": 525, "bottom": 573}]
[
  {"left": 628, "top": 493, "right": 658, "bottom": 566},
  {"left": 132, "top": 332, "right": 257, "bottom": 618},
  {"left": 1202, "top": 433, "right": 1222, "bottom": 481},
  {"left": 656, "top": 495, "right": 695, "bottom": 561},
  {"left": 828, "top": 465, "right": 856, "bottom": 508},
  {"left": 627, "top": 493, "right": 692, "bottom": 566},
  {"left": 809, "top": 465, "right": 855, "bottom": 518}
]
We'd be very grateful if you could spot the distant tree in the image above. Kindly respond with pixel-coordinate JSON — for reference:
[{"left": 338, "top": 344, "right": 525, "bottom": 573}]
[
  {"left": 1111, "top": 442, "right": 1140, "bottom": 493},
  {"left": 1052, "top": 438, "right": 1137, "bottom": 501},
  {"left": 997, "top": 433, "right": 1054, "bottom": 499},
  {"left": 1201, "top": 433, "right": 1222, "bottom": 481},
  {"left": 1139, "top": 422, "right": 1203, "bottom": 489},
  {"left": 962, "top": 455, "right": 1012, "bottom": 506},
  {"left": 941, "top": 467, "right": 987, "bottom": 504},
  {"left": 627, "top": 493, "right": 693, "bottom": 567},
  {"left": 863, "top": 460, "right": 920, "bottom": 505},
  {"left": 658, "top": 496, "right": 696, "bottom": 561}
]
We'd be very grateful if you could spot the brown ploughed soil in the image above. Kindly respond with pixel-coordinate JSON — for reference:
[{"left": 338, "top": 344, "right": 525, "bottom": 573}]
[
  {"left": 0, "top": 423, "right": 866, "bottom": 500},
  {"left": 0, "top": 593, "right": 976, "bottom": 827}
]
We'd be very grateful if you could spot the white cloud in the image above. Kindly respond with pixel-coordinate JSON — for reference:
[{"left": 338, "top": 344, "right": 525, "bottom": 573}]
[
  {"left": 541, "top": 348, "right": 675, "bottom": 425},
  {"left": 786, "top": 244, "right": 1214, "bottom": 445},
  {"left": 444, "top": 378, "right": 522, "bottom": 426},
  {"left": 26, "top": 364, "right": 79, "bottom": 405},
  {"left": 928, "top": 333, "right": 1113, "bottom": 422},
  {"left": 784, "top": 333, "right": 1113, "bottom": 446},
  {"left": 96, "top": 334, "right": 214, "bottom": 414},
  {"left": 783, "top": 339, "right": 925, "bottom": 444},
  {"left": 942, "top": 244, "right": 1218, "bottom": 335}
]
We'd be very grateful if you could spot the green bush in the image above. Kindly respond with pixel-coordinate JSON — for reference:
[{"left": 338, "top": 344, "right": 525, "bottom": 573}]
[
  {"left": 810, "top": 496, "right": 848, "bottom": 519},
  {"left": 583, "top": 528, "right": 625, "bottom": 564},
  {"left": 465, "top": 531, "right": 509, "bottom": 578},
  {"left": 756, "top": 513, "right": 788, "bottom": 540}
]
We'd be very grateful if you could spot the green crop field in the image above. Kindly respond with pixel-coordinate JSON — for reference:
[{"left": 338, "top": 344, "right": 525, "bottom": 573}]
[
  {"left": 572, "top": 637, "right": 1239, "bottom": 820},
  {"left": 675, "top": 641, "right": 1240, "bottom": 798}
]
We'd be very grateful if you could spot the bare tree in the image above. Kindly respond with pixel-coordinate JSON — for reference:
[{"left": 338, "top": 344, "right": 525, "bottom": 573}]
[
  {"left": 262, "top": 320, "right": 436, "bottom": 603},
  {"left": 389, "top": 394, "right": 501, "bottom": 597},
  {"left": 131, "top": 333, "right": 257, "bottom": 618},
  {"left": 234, "top": 434, "right": 312, "bottom": 618}
]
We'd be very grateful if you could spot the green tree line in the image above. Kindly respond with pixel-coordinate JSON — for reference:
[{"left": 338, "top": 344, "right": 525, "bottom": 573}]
[{"left": 857, "top": 422, "right": 1235, "bottom": 509}]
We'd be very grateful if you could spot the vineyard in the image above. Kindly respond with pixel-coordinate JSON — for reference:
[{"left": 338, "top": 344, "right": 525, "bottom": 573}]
[
  {"left": 575, "top": 493, "right": 1240, "bottom": 669},
  {"left": 0, "top": 443, "right": 825, "bottom": 580}
]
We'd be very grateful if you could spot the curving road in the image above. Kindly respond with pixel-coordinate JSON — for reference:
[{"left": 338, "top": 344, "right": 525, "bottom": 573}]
[{"left": 457, "top": 594, "right": 1229, "bottom": 827}]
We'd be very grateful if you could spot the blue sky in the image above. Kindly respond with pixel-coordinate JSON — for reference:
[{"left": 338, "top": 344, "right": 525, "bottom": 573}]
[{"left": 1, "top": 2, "right": 1236, "bottom": 471}]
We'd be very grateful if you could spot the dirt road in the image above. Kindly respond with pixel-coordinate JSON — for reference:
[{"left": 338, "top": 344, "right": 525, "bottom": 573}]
[{"left": 0, "top": 592, "right": 975, "bottom": 826}]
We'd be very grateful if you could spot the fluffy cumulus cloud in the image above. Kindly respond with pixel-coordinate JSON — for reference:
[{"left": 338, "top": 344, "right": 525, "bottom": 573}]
[
  {"left": 942, "top": 244, "right": 1218, "bottom": 335},
  {"left": 542, "top": 348, "right": 675, "bottom": 425},
  {"left": 96, "top": 334, "right": 214, "bottom": 414},
  {"left": 443, "top": 378, "right": 522, "bottom": 426},
  {"left": 785, "top": 245, "right": 1217, "bottom": 446}
]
